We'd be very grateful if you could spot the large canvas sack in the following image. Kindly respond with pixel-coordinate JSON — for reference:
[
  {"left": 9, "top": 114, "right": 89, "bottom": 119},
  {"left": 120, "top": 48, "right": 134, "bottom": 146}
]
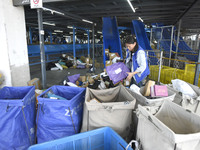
[
  {"left": 81, "top": 85, "right": 136, "bottom": 140},
  {"left": 167, "top": 81, "right": 200, "bottom": 115},
  {"left": 137, "top": 100, "right": 200, "bottom": 150}
]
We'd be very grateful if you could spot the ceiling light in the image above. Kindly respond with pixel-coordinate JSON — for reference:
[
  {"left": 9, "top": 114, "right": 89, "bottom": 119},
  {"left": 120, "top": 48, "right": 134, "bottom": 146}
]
[
  {"left": 43, "top": 22, "right": 55, "bottom": 26},
  {"left": 63, "top": 35, "right": 70, "bottom": 38},
  {"left": 43, "top": 7, "right": 64, "bottom": 16},
  {"left": 127, "top": 0, "right": 136, "bottom": 13},
  {"left": 97, "top": 31, "right": 102, "bottom": 34},
  {"left": 82, "top": 19, "right": 93, "bottom": 24},
  {"left": 52, "top": 33, "right": 57, "bottom": 35},
  {"left": 54, "top": 30, "right": 63, "bottom": 33},
  {"left": 67, "top": 26, "right": 73, "bottom": 29},
  {"left": 84, "top": 33, "right": 88, "bottom": 35},
  {"left": 138, "top": 17, "right": 144, "bottom": 22}
]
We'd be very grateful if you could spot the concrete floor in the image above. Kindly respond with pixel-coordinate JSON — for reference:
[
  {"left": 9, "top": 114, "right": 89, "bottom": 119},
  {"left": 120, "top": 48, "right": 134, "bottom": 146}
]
[{"left": 30, "top": 64, "right": 104, "bottom": 88}]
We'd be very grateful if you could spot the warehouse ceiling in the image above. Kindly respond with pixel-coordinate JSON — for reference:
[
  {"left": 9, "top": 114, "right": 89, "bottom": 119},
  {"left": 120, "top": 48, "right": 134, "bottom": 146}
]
[{"left": 14, "top": 0, "right": 200, "bottom": 35}]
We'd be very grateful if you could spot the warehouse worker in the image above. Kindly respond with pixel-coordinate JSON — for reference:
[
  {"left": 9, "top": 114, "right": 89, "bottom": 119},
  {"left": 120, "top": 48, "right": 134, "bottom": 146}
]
[{"left": 125, "top": 36, "right": 150, "bottom": 87}]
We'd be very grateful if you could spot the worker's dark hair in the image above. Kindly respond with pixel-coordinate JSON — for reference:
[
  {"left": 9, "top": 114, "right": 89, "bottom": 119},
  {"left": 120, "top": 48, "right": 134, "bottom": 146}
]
[{"left": 125, "top": 35, "right": 137, "bottom": 44}]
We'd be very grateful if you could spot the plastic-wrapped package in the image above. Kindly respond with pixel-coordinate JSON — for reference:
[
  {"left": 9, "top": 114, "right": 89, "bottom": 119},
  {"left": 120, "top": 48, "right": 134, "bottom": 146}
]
[{"left": 106, "top": 62, "right": 130, "bottom": 84}]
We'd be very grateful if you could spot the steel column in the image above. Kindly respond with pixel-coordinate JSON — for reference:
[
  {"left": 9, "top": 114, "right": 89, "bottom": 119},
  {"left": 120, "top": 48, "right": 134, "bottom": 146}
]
[
  {"left": 194, "top": 34, "right": 200, "bottom": 85},
  {"left": 158, "top": 51, "right": 163, "bottom": 83},
  {"left": 49, "top": 31, "right": 53, "bottom": 44},
  {"left": 197, "top": 34, "right": 200, "bottom": 50},
  {"left": 159, "top": 28, "right": 163, "bottom": 50},
  {"left": 175, "top": 20, "right": 182, "bottom": 59},
  {"left": 87, "top": 30, "right": 90, "bottom": 58},
  {"left": 169, "top": 26, "right": 174, "bottom": 66},
  {"left": 191, "top": 40, "right": 193, "bottom": 50},
  {"left": 196, "top": 34, "right": 199, "bottom": 50},
  {"left": 92, "top": 24, "right": 95, "bottom": 72},
  {"left": 73, "top": 26, "right": 76, "bottom": 65},
  {"left": 150, "top": 28, "right": 153, "bottom": 44},
  {"left": 29, "top": 27, "right": 33, "bottom": 44},
  {"left": 194, "top": 50, "right": 200, "bottom": 86},
  {"left": 37, "top": 8, "right": 46, "bottom": 89}
]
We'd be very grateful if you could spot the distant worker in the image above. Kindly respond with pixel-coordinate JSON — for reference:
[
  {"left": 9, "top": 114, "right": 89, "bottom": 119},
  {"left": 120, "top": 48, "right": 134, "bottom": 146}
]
[{"left": 125, "top": 36, "right": 150, "bottom": 87}]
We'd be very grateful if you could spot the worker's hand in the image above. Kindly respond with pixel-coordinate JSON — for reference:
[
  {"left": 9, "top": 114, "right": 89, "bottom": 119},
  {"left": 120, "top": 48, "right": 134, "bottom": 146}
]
[{"left": 126, "top": 72, "right": 136, "bottom": 81}]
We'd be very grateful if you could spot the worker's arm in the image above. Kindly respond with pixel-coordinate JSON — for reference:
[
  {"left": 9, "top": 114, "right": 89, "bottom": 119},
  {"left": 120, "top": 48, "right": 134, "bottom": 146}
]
[
  {"left": 135, "top": 50, "right": 147, "bottom": 75},
  {"left": 126, "top": 72, "right": 139, "bottom": 81}
]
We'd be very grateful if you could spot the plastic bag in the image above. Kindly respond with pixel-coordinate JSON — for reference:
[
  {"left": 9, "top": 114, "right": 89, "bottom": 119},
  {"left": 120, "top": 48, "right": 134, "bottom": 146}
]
[
  {"left": 112, "top": 57, "right": 121, "bottom": 64},
  {"left": 106, "top": 62, "right": 130, "bottom": 84},
  {"left": 68, "top": 74, "right": 80, "bottom": 83},
  {"left": 172, "top": 79, "right": 198, "bottom": 98},
  {"left": 130, "top": 84, "right": 141, "bottom": 95},
  {"left": 55, "top": 63, "right": 63, "bottom": 70}
]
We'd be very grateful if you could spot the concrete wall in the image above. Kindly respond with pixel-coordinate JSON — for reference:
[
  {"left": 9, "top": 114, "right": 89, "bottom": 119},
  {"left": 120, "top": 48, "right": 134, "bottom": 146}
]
[{"left": 0, "top": 0, "right": 30, "bottom": 88}]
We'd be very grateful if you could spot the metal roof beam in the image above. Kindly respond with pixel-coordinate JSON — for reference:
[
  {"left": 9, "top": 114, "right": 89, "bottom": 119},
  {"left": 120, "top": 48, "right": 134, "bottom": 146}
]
[
  {"left": 13, "top": 0, "right": 79, "bottom": 6},
  {"left": 75, "top": 8, "right": 186, "bottom": 15},
  {"left": 173, "top": 0, "right": 200, "bottom": 25}
]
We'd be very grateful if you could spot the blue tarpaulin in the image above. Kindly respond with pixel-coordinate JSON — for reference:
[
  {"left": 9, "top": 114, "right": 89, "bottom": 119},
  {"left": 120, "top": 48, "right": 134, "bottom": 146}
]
[
  {"left": 37, "top": 86, "right": 86, "bottom": 143},
  {"left": 0, "top": 86, "right": 36, "bottom": 150}
]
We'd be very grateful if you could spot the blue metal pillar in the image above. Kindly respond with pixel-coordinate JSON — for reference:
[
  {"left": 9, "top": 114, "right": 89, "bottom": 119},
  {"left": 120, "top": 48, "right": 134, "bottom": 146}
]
[
  {"left": 87, "top": 30, "right": 90, "bottom": 57},
  {"left": 29, "top": 27, "right": 33, "bottom": 44}
]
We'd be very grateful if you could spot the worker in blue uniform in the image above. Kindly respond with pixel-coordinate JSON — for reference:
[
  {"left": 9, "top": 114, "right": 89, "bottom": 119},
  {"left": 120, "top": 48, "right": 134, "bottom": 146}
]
[{"left": 125, "top": 36, "right": 150, "bottom": 87}]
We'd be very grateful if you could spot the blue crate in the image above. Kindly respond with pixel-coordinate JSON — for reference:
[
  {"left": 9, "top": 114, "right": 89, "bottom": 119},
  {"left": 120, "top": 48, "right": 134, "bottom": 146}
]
[{"left": 28, "top": 127, "right": 133, "bottom": 150}]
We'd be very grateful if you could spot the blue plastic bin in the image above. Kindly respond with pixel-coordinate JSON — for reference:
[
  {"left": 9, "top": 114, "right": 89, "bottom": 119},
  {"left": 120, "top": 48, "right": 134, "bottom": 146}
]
[
  {"left": 29, "top": 127, "right": 133, "bottom": 150},
  {"left": 37, "top": 86, "right": 86, "bottom": 143},
  {"left": 0, "top": 86, "right": 36, "bottom": 150}
]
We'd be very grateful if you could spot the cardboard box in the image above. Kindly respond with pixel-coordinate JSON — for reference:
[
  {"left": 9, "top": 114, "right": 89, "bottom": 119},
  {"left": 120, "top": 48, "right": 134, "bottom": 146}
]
[
  {"left": 106, "top": 60, "right": 112, "bottom": 67},
  {"left": 105, "top": 49, "right": 109, "bottom": 54},
  {"left": 94, "top": 74, "right": 100, "bottom": 80},
  {"left": 109, "top": 53, "right": 117, "bottom": 60},
  {"left": 76, "top": 80, "right": 80, "bottom": 86},
  {"left": 80, "top": 56, "right": 86, "bottom": 63},
  {"left": 0, "top": 73, "right": 4, "bottom": 85},
  {"left": 35, "top": 89, "right": 43, "bottom": 104},
  {"left": 114, "top": 81, "right": 121, "bottom": 86},
  {"left": 86, "top": 57, "right": 90, "bottom": 65},
  {"left": 88, "top": 77, "right": 95, "bottom": 84},
  {"left": 79, "top": 76, "right": 86, "bottom": 82},
  {"left": 89, "top": 58, "right": 93, "bottom": 64},
  {"left": 86, "top": 65, "right": 90, "bottom": 69},
  {"left": 101, "top": 63, "right": 104, "bottom": 68},
  {"left": 27, "top": 78, "right": 41, "bottom": 89},
  {"left": 95, "top": 63, "right": 101, "bottom": 68},
  {"left": 143, "top": 80, "right": 155, "bottom": 96},
  {"left": 83, "top": 82, "right": 89, "bottom": 88},
  {"left": 115, "top": 53, "right": 120, "bottom": 57}
]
